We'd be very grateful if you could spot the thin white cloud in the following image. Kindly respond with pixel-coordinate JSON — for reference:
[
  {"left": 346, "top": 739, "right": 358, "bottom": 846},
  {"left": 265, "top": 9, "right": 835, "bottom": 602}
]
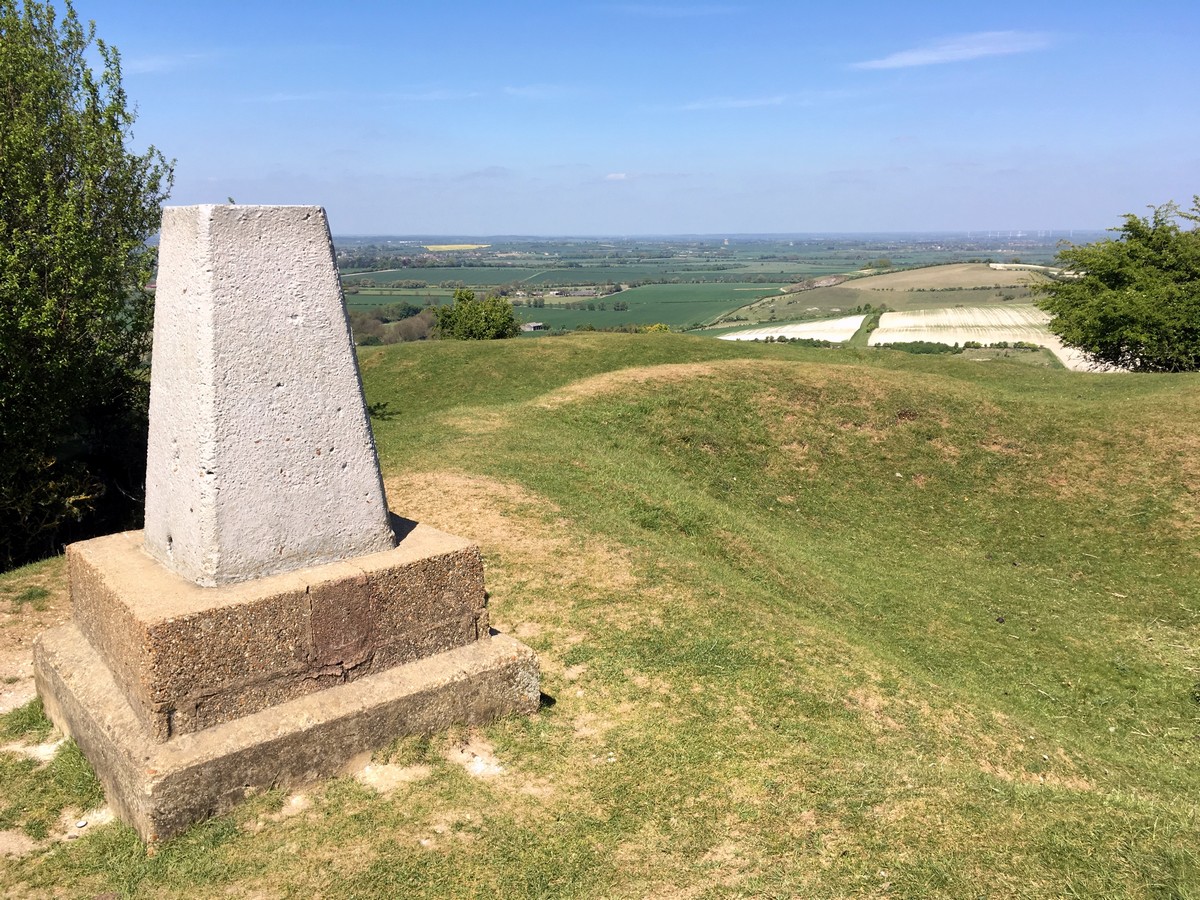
[
  {"left": 457, "top": 166, "right": 514, "bottom": 181},
  {"left": 125, "top": 51, "right": 216, "bottom": 75},
  {"left": 395, "top": 89, "right": 484, "bottom": 102},
  {"left": 504, "top": 84, "right": 572, "bottom": 100},
  {"left": 852, "top": 31, "right": 1052, "bottom": 70},
  {"left": 245, "top": 90, "right": 339, "bottom": 103},
  {"left": 609, "top": 4, "right": 739, "bottom": 18},
  {"left": 243, "top": 87, "right": 484, "bottom": 104},
  {"left": 680, "top": 95, "right": 787, "bottom": 111},
  {"left": 605, "top": 173, "right": 629, "bottom": 181}
]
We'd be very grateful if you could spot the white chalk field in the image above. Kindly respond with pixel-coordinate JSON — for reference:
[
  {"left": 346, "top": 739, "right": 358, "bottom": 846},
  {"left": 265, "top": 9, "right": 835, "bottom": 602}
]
[
  {"left": 867, "top": 305, "right": 1107, "bottom": 372},
  {"left": 719, "top": 314, "right": 867, "bottom": 343}
]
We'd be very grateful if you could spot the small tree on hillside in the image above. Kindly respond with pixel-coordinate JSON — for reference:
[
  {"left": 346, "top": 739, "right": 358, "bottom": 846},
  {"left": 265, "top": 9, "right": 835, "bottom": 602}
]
[
  {"left": 434, "top": 288, "right": 521, "bottom": 340},
  {"left": 1033, "top": 199, "right": 1200, "bottom": 372},
  {"left": 0, "top": 0, "right": 173, "bottom": 566}
]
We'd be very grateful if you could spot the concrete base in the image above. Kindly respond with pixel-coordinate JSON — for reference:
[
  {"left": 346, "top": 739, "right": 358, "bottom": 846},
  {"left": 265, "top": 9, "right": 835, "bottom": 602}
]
[
  {"left": 34, "top": 623, "right": 539, "bottom": 842},
  {"left": 68, "top": 523, "right": 488, "bottom": 741}
]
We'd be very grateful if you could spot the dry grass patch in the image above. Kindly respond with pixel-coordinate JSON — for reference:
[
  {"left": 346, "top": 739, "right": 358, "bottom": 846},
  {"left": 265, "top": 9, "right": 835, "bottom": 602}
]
[
  {"left": 436, "top": 408, "right": 507, "bottom": 436},
  {"left": 531, "top": 361, "right": 742, "bottom": 409},
  {"left": 0, "top": 558, "right": 69, "bottom": 715},
  {"left": 977, "top": 759, "right": 1094, "bottom": 791},
  {"left": 384, "top": 469, "right": 654, "bottom": 679},
  {"left": 354, "top": 763, "right": 433, "bottom": 793},
  {"left": 386, "top": 470, "right": 636, "bottom": 595}
]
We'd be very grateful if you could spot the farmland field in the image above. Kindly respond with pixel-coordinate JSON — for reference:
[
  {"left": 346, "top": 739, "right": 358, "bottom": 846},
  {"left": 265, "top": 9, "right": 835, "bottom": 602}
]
[
  {"left": 521, "top": 262, "right": 819, "bottom": 286},
  {"left": 344, "top": 288, "right": 456, "bottom": 309},
  {"left": 516, "top": 283, "right": 788, "bottom": 331},
  {"left": 347, "top": 262, "right": 841, "bottom": 290},
  {"left": 335, "top": 240, "right": 1090, "bottom": 341},
  {"left": 347, "top": 267, "right": 547, "bottom": 287},
  {"left": 712, "top": 263, "right": 1052, "bottom": 330},
  {"left": 867, "top": 304, "right": 1101, "bottom": 370},
  {"left": 852, "top": 262, "right": 1050, "bottom": 291},
  {"left": 718, "top": 314, "right": 867, "bottom": 343},
  {"left": 869, "top": 304, "right": 1054, "bottom": 345}
]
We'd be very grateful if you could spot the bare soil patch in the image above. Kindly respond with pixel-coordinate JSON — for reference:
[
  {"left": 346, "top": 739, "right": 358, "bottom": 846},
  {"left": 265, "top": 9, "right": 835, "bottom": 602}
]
[
  {"left": 0, "top": 829, "right": 38, "bottom": 857},
  {"left": 0, "top": 562, "right": 69, "bottom": 714},
  {"left": 719, "top": 314, "right": 867, "bottom": 344},
  {"left": 1, "top": 738, "right": 64, "bottom": 762},
  {"left": 354, "top": 763, "right": 432, "bottom": 793},
  {"left": 444, "top": 732, "right": 505, "bottom": 778}
]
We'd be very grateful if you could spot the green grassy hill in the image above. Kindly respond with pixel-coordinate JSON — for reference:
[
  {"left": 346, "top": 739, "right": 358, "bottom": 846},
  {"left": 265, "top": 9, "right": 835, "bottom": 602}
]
[{"left": 2, "top": 335, "right": 1197, "bottom": 897}]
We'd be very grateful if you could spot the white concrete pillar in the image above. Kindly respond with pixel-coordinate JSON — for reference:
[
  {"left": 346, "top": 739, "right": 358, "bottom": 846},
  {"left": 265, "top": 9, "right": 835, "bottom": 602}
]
[{"left": 143, "top": 205, "right": 396, "bottom": 586}]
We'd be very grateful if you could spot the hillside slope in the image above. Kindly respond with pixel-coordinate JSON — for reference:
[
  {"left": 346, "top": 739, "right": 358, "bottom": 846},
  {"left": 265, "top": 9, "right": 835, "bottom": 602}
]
[
  {"left": 2, "top": 334, "right": 1197, "bottom": 897},
  {"left": 366, "top": 335, "right": 1199, "bottom": 895}
]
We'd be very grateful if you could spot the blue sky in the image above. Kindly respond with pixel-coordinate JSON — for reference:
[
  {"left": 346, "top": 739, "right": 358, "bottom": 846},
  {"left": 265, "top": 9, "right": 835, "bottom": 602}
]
[{"left": 76, "top": 0, "right": 1200, "bottom": 235}]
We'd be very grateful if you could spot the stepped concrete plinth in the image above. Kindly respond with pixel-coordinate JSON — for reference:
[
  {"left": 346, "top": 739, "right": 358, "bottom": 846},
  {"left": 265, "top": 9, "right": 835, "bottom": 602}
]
[{"left": 34, "top": 205, "right": 539, "bottom": 841}]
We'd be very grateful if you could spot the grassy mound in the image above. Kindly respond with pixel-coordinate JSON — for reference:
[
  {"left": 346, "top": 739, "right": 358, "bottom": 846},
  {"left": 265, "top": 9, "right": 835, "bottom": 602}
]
[{"left": 3, "top": 334, "right": 1196, "bottom": 897}]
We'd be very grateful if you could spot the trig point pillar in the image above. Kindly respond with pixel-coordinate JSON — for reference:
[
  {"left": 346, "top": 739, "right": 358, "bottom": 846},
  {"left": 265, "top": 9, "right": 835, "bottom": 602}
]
[
  {"left": 33, "top": 205, "right": 539, "bottom": 841},
  {"left": 144, "top": 205, "right": 397, "bottom": 585}
]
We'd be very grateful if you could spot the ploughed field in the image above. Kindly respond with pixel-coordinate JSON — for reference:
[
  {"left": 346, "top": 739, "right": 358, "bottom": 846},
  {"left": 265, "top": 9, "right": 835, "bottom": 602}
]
[
  {"left": 718, "top": 314, "right": 868, "bottom": 343},
  {"left": 725, "top": 263, "right": 1052, "bottom": 329}
]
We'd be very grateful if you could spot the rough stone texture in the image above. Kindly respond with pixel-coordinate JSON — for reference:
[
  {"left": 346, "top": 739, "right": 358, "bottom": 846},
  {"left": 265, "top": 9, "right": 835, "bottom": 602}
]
[
  {"left": 69, "top": 524, "right": 488, "bottom": 742},
  {"left": 144, "top": 205, "right": 395, "bottom": 586},
  {"left": 34, "top": 623, "right": 540, "bottom": 842}
]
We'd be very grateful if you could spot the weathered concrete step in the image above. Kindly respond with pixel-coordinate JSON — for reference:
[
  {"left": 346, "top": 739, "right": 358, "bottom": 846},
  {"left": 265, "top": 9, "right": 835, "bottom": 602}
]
[
  {"left": 70, "top": 523, "right": 489, "bottom": 741},
  {"left": 34, "top": 622, "right": 539, "bottom": 842}
]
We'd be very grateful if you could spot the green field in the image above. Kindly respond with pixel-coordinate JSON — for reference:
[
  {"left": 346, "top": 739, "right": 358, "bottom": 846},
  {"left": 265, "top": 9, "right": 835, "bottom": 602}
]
[
  {"left": 347, "top": 267, "right": 547, "bottom": 287},
  {"left": 346, "top": 262, "right": 837, "bottom": 291},
  {"left": 344, "top": 287, "right": 456, "bottom": 310},
  {"left": 2, "top": 334, "right": 1196, "bottom": 897},
  {"left": 345, "top": 282, "right": 792, "bottom": 331},
  {"left": 338, "top": 250, "right": 1073, "bottom": 342},
  {"left": 518, "top": 283, "right": 788, "bottom": 331}
]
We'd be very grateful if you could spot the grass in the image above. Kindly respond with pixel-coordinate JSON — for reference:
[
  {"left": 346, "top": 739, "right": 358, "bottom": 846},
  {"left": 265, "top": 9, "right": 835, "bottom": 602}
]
[
  {"left": 2, "top": 333, "right": 1197, "bottom": 897},
  {"left": 8, "top": 586, "right": 50, "bottom": 611},
  {"left": 0, "top": 698, "right": 54, "bottom": 743}
]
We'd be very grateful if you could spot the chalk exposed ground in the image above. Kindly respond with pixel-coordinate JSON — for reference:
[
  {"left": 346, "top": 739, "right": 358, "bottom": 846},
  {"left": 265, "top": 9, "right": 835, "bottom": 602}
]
[
  {"left": 868, "top": 305, "right": 1102, "bottom": 371},
  {"left": 719, "top": 314, "right": 867, "bottom": 343}
]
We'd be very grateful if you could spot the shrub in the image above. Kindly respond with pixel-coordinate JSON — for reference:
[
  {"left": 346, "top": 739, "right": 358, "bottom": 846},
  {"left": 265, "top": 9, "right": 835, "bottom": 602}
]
[
  {"left": 434, "top": 289, "right": 520, "bottom": 340},
  {"left": 1034, "top": 198, "right": 1200, "bottom": 371}
]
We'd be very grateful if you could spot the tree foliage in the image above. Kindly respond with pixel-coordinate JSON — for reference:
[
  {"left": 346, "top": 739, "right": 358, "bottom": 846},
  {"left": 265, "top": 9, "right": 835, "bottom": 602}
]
[
  {"left": 0, "top": 0, "right": 173, "bottom": 567},
  {"left": 1033, "top": 199, "right": 1200, "bottom": 372},
  {"left": 433, "top": 288, "right": 521, "bottom": 340}
]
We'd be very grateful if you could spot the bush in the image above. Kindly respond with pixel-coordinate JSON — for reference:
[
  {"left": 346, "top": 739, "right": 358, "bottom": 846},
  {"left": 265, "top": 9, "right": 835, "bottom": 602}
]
[
  {"left": 1034, "top": 198, "right": 1200, "bottom": 371},
  {"left": 434, "top": 289, "right": 520, "bottom": 340},
  {"left": 394, "top": 309, "right": 435, "bottom": 342}
]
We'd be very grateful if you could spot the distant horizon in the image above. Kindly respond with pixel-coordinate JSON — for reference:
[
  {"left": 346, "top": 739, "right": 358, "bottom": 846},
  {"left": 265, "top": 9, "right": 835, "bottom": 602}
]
[
  {"left": 80, "top": 0, "right": 1198, "bottom": 234},
  {"left": 329, "top": 229, "right": 1110, "bottom": 241}
]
